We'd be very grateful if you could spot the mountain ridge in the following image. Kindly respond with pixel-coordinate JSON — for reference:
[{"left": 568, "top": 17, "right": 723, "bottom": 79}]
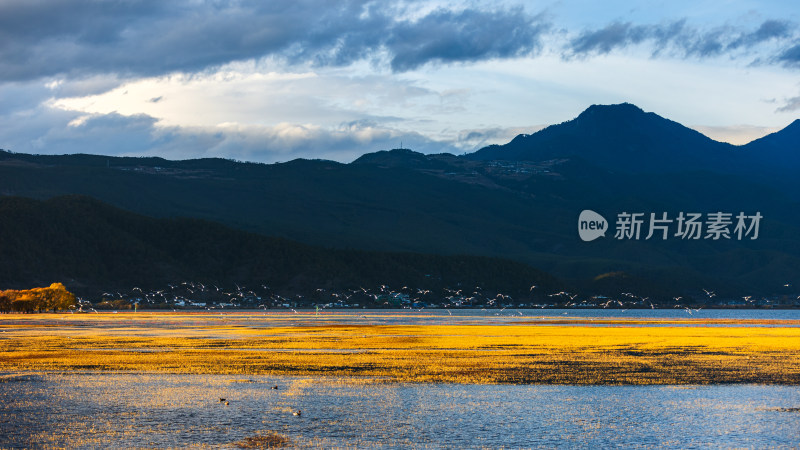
[
  {"left": 0, "top": 195, "right": 560, "bottom": 302},
  {"left": 465, "top": 103, "right": 787, "bottom": 173},
  {"left": 0, "top": 103, "right": 798, "bottom": 299}
]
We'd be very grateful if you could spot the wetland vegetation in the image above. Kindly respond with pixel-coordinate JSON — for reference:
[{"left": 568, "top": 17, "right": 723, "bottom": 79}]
[{"left": 2, "top": 311, "right": 799, "bottom": 384}]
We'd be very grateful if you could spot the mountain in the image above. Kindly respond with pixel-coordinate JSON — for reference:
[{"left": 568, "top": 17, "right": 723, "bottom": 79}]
[
  {"left": 0, "top": 103, "right": 798, "bottom": 299},
  {"left": 0, "top": 195, "right": 559, "bottom": 301},
  {"left": 746, "top": 119, "right": 800, "bottom": 152},
  {"left": 743, "top": 119, "right": 800, "bottom": 170},
  {"left": 466, "top": 103, "right": 800, "bottom": 200},
  {"left": 467, "top": 103, "right": 747, "bottom": 172}
]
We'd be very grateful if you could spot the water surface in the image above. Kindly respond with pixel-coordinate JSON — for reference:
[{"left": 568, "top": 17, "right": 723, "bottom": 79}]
[{"left": 1, "top": 373, "right": 798, "bottom": 448}]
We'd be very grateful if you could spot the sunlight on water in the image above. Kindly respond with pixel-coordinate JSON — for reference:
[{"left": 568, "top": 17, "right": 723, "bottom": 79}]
[{"left": 1, "top": 373, "right": 799, "bottom": 448}]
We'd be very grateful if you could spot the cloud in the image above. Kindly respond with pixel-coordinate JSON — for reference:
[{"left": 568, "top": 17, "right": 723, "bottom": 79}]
[
  {"left": 0, "top": 0, "right": 550, "bottom": 82},
  {"left": 20, "top": 64, "right": 472, "bottom": 161},
  {"left": 0, "top": 80, "right": 54, "bottom": 116},
  {"left": 728, "top": 20, "right": 793, "bottom": 50},
  {"left": 455, "top": 125, "right": 547, "bottom": 150},
  {"left": 777, "top": 44, "right": 800, "bottom": 68},
  {"left": 184, "top": 121, "right": 454, "bottom": 163},
  {"left": 1, "top": 2, "right": 798, "bottom": 165},
  {"left": 569, "top": 22, "right": 653, "bottom": 56},
  {"left": 386, "top": 7, "right": 549, "bottom": 71},
  {"left": 566, "top": 19, "right": 798, "bottom": 62},
  {"left": 0, "top": 95, "right": 454, "bottom": 163},
  {"left": 776, "top": 96, "right": 800, "bottom": 113},
  {"left": 48, "top": 68, "right": 441, "bottom": 131},
  {"left": 0, "top": 106, "right": 162, "bottom": 156},
  {"left": 1, "top": 0, "right": 796, "bottom": 85}
]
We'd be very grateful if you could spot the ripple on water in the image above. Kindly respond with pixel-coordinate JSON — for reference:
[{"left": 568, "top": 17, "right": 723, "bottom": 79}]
[{"left": 1, "top": 373, "right": 799, "bottom": 448}]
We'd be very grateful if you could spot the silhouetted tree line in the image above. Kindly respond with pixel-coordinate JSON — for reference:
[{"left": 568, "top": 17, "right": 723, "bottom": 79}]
[{"left": 0, "top": 283, "right": 76, "bottom": 313}]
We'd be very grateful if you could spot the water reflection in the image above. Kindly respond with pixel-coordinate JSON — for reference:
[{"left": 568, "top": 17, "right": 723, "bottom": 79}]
[{"left": 1, "top": 373, "right": 798, "bottom": 448}]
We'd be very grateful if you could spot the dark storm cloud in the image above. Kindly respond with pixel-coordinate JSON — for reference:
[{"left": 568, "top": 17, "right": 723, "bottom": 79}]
[
  {"left": 727, "top": 20, "right": 792, "bottom": 49},
  {"left": 569, "top": 22, "right": 652, "bottom": 55},
  {"left": 3, "top": 0, "right": 796, "bottom": 82},
  {"left": 776, "top": 44, "right": 800, "bottom": 68},
  {"left": 0, "top": 0, "right": 549, "bottom": 81},
  {"left": 682, "top": 28, "right": 727, "bottom": 57},
  {"left": 386, "top": 7, "right": 549, "bottom": 71},
  {"left": 566, "top": 19, "right": 797, "bottom": 61}
]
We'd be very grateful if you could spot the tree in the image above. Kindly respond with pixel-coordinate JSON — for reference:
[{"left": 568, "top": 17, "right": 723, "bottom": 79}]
[
  {"left": 0, "top": 293, "right": 10, "bottom": 313},
  {"left": 0, "top": 283, "right": 77, "bottom": 313}
]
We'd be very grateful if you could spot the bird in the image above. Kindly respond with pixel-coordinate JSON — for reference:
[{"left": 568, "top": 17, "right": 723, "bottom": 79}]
[
  {"left": 293, "top": 410, "right": 302, "bottom": 416},
  {"left": 225, "top": 401, "right": 229, "bottom": 406},
  {"left": 271, "top": 385, "right": 278, "bottom": 390},
  {"left": 219, "top": 398, "right": 226, "bottom": 402}
]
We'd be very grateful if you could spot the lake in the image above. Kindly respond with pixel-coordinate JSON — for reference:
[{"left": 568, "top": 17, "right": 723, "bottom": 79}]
[
  {"left": 2, "top": 309, "right": 800, "bottom": 447},
  {"left": 1, "top": 373, "right": 799, "bottom": 448}
]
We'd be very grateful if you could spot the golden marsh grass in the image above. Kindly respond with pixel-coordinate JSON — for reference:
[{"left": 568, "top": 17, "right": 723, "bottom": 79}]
[{"left": 2, "top": 312, "right": 800, "bottom": 384}]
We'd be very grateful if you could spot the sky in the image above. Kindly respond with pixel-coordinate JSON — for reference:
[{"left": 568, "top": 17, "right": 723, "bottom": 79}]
[{"left": 0, "top": 0, "right": 798, "bottom": 163}]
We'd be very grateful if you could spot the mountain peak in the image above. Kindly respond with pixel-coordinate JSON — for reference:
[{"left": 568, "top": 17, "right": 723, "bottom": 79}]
[
  {"left": 579, "top": 102, "right": 644, "bottom": 117},
  {"left": 465, "top": 103, "right": 734, "bottom": 172},
  {"left": 743, "top": 118, "right": 800, "bottom": 165},
  {"left": 573, "top": 103, "right": 653, "bottom": 130},
  {"left": 352, "top": 148, "right": 426, "bottom": 166}
]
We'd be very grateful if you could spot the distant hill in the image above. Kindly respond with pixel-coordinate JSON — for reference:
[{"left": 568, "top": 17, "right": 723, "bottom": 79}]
[
  {"left": 467, "top": 103, "right": 795, "bottom": 173},
  {"left": 745, "top": 119, "right": 800, "bottom": 154},
  {"left": 743, "top": 119, "right": 800, "bottom": 174},
  {"left": 0, "top": 196, "right": 559, "bottom": 301},
  {"left": 0, "top": 103, "right": 798, "bottom": 298}
]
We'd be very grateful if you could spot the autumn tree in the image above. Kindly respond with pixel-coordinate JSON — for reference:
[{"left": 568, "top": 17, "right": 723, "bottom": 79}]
[{"left": 0, "top": 283, "right": 77, "bottom": 313}]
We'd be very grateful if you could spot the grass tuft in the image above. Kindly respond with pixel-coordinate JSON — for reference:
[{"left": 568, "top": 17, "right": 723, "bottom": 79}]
[{"left": 235, "top": 432, "right": 291, "bottom": 448}]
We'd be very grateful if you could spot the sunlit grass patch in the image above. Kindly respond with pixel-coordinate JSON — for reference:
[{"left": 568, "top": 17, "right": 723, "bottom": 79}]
[{"left": 2, "top": 313, "right": 800, "bottom": 384}]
